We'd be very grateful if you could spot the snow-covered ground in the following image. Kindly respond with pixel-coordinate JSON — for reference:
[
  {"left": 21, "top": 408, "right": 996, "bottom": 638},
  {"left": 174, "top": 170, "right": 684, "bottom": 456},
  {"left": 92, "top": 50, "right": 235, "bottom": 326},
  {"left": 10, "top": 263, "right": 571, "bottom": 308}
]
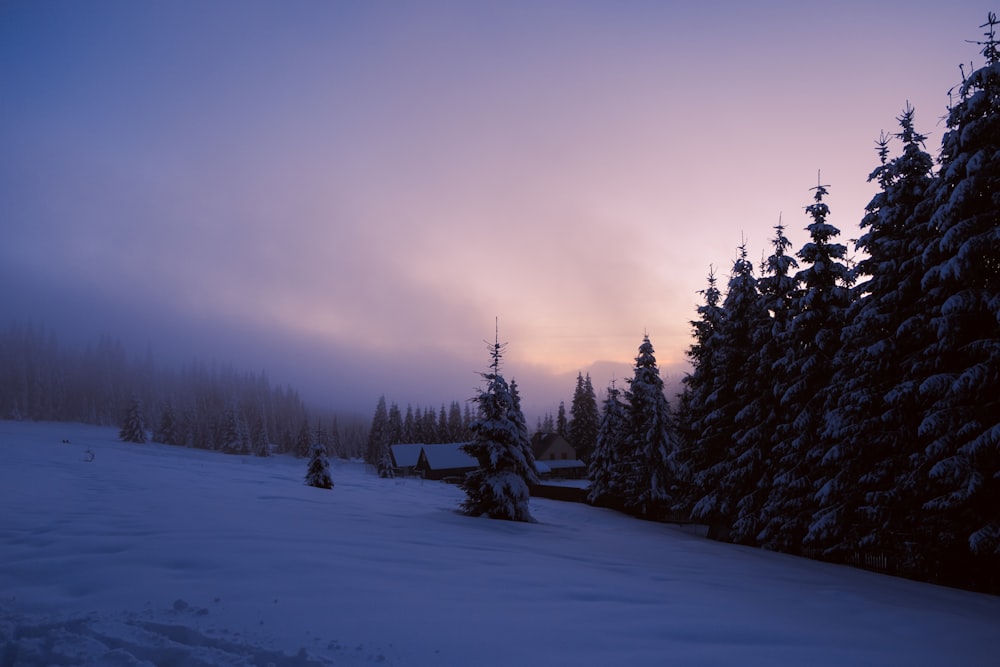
[{"left": 2, "top": 421, "right": 998, "bottom": 666}]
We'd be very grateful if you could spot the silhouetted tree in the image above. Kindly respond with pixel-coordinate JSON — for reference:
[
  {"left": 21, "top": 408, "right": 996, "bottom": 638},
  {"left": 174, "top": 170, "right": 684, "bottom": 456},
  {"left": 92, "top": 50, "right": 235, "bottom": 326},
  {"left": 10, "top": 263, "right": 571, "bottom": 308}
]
[
  {"left": 568, "top": 372, "right": 600, "bottom": 462},
  {"left": 460, "top": 330, "right": 539, "bottom": 521},
  {"left": 305, "top": 443, "right": 334, "bottom": 489},
  {"left": 118, "top": 398, "right": 146, "bottom": 443}
]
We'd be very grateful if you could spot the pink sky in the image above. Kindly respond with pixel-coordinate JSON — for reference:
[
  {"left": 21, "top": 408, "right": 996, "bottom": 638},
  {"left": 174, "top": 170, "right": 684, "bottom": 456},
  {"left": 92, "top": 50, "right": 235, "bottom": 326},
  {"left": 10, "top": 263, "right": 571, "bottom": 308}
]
[{"left": 1, "top": 1, "right": 994, "bottom": 418}]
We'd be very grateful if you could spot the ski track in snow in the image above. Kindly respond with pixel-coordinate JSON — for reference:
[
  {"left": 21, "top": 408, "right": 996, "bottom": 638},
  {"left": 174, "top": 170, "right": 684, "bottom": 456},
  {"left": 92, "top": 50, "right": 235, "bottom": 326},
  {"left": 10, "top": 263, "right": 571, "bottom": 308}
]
[{"left": 2, "top": 421, "right": 999, "bottom": 666}]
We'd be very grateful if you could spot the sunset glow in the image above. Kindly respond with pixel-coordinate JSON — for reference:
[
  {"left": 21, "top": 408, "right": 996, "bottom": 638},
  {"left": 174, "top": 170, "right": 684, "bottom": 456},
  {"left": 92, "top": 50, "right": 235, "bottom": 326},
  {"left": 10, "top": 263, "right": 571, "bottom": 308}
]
[{"left": 1, "top": 0, "right": 993, "bottom": 417}]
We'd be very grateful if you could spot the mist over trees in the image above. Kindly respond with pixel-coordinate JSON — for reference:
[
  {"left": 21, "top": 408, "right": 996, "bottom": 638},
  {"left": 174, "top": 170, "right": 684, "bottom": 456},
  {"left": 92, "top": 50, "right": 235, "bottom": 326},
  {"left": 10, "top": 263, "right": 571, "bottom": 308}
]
[{"left": 0, "top": 325, "right": 367, "bottom": 458}]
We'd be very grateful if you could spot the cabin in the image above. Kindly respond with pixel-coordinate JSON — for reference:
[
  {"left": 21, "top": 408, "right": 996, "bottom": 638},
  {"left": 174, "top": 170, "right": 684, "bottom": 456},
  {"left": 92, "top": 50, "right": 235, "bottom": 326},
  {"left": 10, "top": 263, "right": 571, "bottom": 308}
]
[
  {"left": 414, "top": 442, "right": 477, "bottom": 481},
  {"left": 530, "top": 433, "right": 586, "bottom": 479},
  {"left": 531, "top": 433, "right": 575, "bottom": 461},
  {"left": 388, "top": 443, "right": 425, "bottom": 476}
]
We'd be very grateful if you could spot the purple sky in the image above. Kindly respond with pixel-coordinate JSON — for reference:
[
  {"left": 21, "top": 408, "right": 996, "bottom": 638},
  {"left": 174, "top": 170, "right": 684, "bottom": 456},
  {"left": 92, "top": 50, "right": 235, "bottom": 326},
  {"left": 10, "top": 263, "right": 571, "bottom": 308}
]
[{"left": 1, "top": 1, "right": 993, "bottom": 419}]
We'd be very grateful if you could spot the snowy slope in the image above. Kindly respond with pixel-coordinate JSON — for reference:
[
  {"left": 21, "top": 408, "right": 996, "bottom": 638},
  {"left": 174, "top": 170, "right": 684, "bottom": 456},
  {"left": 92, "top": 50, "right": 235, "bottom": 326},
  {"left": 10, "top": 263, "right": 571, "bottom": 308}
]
[{"left": 1, "top": 421, "right": 998, "bottom": 666}]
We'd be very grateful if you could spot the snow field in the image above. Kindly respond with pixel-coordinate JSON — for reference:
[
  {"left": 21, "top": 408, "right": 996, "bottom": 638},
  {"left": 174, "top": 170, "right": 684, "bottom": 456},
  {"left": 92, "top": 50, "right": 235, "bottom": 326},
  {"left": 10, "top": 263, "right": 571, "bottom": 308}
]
[{"left": 1, "top": 421, "right": 998, "bottom": 666}]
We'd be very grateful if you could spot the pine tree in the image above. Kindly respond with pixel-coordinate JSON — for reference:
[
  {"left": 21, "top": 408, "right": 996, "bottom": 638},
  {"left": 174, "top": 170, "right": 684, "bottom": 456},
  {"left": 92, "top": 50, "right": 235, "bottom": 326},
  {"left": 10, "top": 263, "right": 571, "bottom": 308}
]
[
  {"left": 541, "top": 411, "right": 555, "bottom": 434},
  {"left": 403, "top": 404, "right": 415, "bottom": 442},
  {"left": 818, "top": 106, "right": 936, "bottom": 558},
  {"left": 556, "top": 401, "right": 568, "bottom": 438},
  {"left": 447, "top": 401, "right": 464, "bottom": 442},
  {"left": 438, "top": 404, "right": 448, "bottom": 441},
  {"left": 915, "top": 14, "right": 1000, "bottom": 562},
  {"left": 762, "top": 181, "right": 851, "bottom": 553},
  {"left": 690, "top": 243, "right": 764, "bottom": 537},
  {"left": 386, "top": 403, "right": 403, "bottom": 445},
  {"left": 587, "top": 380, "right": 629, "bottom": 507},
  {"left": 153, "top": 401, "right": 181, "bottom": 445},
  {"left": 568, "top": 373, "right": 600, "bottom": 462},
  {"left": 622, "top": 335, "right": 678, "bottom": 519},
  {"left": 118, "top": 398, "right": 146, "bottom": 443},
  {"left": 508, "top": 379, "right": 538, "bottom": 478},
  {"left": 366, "top": 396, "right": 390, "bottom": 464},
  {"left": 729, "top": 221, "right": 799, "bottom": 545},
  {"left": 675, "top": 269, "right": 725, "bottom": 514},
  {"left": 421, "top": 406, "right": 438, "bottom": 443},
  {"left": 305, "top": 442, "right": 334, "bottom": 489},
  {"left": 460, "top": 330, "right": 539, "bottom": 522}
]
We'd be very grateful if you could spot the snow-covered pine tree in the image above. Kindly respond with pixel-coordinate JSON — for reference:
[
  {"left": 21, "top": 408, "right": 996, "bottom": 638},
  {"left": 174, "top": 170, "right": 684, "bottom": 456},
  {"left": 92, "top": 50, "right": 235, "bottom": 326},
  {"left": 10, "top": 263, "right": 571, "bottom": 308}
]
[
  {"left": 761, "top": 181, "right": 851, "bottom": 554},
  {"left": 587, "top": 379, "right": 629, "bottom": 508},
  {"left": 402, "top": 405, "right": 415, "bottom": 442},
  {"left": 366, "top": 396, "right": 390, "bottom": 465},
  {"left": 460, "top": 332, "right": 539, "bottom": 522},
  {"left": 153, "top": 401, "right": 181, "bottom": 445},
  {"left": 568, "top": 372, "right": 600, "bottom": 462},
  {"left": 305, "top": 442, "right": 334, "bottom": 489},
  {"left": 118, "top": 398, "right": 146, "bottom": 443},
  {"left": 508, "top": 379, "right": 539, "bottom": 480},
  {"left": 818, "top": 106, "right": 936, "bottom": 559},
  {"left": 690, "top": 242, "right": 765, "bottom": 539},
  {"left": 675, "top": 269, "right": 725, "bottom": 516},
  {"left": 387, "top": 403, "right": 403, "bottom": 445},
  {"left": 728, "top": 220, "right": 799, "bottom": 545},
  {"left": 915, "top": 14, "right": 1000, "bottom": 562},
  {"left": 623, "top": 334, "right": 678, "bottom": 519}
]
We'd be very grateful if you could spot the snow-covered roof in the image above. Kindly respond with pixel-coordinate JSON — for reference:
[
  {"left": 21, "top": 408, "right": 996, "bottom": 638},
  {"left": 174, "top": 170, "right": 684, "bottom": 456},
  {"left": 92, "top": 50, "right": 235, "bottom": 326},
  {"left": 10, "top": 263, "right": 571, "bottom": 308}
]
[
  {"left": 545, "top": 459, "right": 585, "bottom": 470},
  {"left": 418, "top": 442, "right": 476, "bottom": 470},
  {"left": 389, "top": 443, "right": 424, "bottom": 468}
]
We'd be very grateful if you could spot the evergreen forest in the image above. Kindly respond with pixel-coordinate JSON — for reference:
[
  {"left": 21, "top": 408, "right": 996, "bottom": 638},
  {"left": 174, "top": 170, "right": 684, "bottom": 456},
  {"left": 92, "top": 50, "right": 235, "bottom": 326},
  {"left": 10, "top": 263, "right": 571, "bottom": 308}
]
[{"left": 588, "top": 18, "right": 1000, "bottom": 593}]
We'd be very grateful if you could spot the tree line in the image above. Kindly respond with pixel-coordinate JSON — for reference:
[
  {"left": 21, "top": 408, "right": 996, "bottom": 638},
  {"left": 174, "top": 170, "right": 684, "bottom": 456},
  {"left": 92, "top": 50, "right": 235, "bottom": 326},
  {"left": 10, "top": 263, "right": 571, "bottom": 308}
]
[
  {"left": 585, "top": 18, "right": 999, "bottom": 593},
  {"left": 0, "top": 324, "right": 369, "bottom": 458}
]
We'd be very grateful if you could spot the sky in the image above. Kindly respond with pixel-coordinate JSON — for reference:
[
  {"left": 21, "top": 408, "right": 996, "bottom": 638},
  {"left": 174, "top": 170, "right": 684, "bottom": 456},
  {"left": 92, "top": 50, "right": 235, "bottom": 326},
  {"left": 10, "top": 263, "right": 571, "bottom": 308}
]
[
  {"left": 1, "top": 1, "right": 995, "bottom": 419},
  {"left": 2, "top": 420, "right": 998, "bottom": 665}
]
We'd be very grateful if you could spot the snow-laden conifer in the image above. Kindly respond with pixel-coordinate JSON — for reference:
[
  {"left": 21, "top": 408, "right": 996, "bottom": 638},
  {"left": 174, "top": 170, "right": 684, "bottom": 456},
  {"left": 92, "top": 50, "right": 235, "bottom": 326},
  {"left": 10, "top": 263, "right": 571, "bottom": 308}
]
[
  {"left": 675, "top": 269, "right": 724, "bottom": 515},
  {"left": 915, "top": 14, "right": 1000, "bottom": 558},
  {"left": 587, "top": 380, "right": 628, "bottom": 507},
  {"left": 622, "top": 335, "right": 678, "bottom": 519},
  {"left": 366, "top": 396, "right": 389, "bottom": 465},
  {"left": 817, "top": 105, "right": 935, "bottom": 557},
  {"left": 690, "top": 243, "right": 765, "bottom": 537},
  {"left": 727, "top": 221, "right": 799, "bottom": 545},
  {"left": 460, "top": 332, "right": 539, "bottom": 522},
  {"left": 761, "top": 182, "right": 851, "bottom": 553},
  {"left": 568, "top": 372, "right": 600, "bottom": 462},
  {"left": 305, "top": 442, "right": 334, "bottom": 489},
  {"left": 119, "top": 398, "right": 147, "bottom": 444}
]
